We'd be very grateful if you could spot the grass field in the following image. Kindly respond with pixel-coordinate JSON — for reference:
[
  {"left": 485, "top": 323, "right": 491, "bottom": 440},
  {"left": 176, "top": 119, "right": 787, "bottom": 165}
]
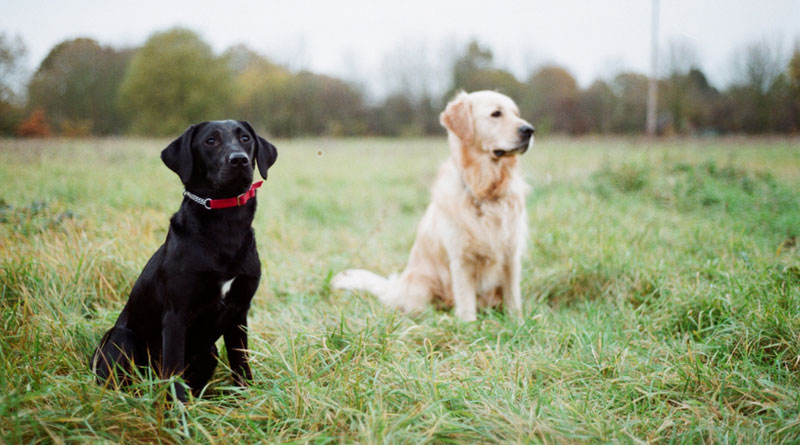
[{"left": 1, "top": 136, "right": 799, "bottom": 443}]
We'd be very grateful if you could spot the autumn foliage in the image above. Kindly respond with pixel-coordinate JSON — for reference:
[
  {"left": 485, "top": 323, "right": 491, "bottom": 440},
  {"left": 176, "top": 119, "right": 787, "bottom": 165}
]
[{"left": 15, "top": 108, "right": 52, "bottom": 138}]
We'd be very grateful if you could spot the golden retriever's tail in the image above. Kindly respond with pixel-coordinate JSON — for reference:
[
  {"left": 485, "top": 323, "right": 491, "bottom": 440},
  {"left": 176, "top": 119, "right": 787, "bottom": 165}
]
[
  {"left": 333, "top": 268, "right": 432, "bottom": 313},
  {"left": 331, "top": 269, "right": 392, "bottom": 299}
]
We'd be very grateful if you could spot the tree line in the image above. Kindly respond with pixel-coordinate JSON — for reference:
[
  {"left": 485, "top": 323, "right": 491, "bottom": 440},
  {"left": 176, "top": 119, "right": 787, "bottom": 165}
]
[{"left": 1, "top": 28, "right": 799, "bottom": 138}]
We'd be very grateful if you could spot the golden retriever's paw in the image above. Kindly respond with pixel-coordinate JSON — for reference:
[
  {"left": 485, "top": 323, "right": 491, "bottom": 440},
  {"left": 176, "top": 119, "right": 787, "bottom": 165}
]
[
  {"left": 507, "top": 311, "right": 525, "bottom": 326},
  {"left": 505, "top": 307, "right": 523, "bottom": 320}
]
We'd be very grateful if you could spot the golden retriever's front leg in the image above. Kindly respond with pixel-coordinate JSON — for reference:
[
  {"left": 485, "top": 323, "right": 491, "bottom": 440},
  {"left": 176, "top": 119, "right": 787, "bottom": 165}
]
[
  {"left": 502, "top": 253, "right": 523, "bottom": 316},
  {"left": 450, "top": 259, "right": 477, "bottom": 321}
]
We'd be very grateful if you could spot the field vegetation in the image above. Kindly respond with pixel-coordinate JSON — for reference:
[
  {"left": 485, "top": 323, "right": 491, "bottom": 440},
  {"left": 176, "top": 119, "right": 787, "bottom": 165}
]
[{"left": 1, "top": 137, "right": 799, "bottom": 442}]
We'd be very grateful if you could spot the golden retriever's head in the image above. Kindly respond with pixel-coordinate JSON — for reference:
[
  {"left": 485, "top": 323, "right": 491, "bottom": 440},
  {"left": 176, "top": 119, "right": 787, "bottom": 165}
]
[{"left": 440, "top": 90, "right": 534, "bottom": 159}]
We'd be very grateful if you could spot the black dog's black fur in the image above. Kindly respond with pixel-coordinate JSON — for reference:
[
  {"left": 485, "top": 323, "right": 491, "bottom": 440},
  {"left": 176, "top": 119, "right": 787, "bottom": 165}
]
[{"left": 90, "top": 120, "right": 277, "bottom": 402}]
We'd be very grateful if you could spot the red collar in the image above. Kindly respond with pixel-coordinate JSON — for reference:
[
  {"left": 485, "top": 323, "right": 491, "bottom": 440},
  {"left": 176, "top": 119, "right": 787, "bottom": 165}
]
[{"left": 182, "top": 181, "right": 263, "bottom": 210}]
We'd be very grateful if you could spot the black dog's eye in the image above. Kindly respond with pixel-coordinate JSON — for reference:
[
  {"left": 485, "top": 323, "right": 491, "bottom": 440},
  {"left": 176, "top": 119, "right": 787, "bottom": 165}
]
[
  {"left": 205, "top": 137, "right": 216, "bottom": 145},
  {"left": 241, "top": 134, "right": 251, "bottom": 143},
  {"left": 491, "top": 110, "right": 502, "bottom": 118}
]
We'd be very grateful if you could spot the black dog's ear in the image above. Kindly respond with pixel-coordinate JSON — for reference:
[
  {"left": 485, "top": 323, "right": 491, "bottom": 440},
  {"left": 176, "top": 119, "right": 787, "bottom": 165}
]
[
  {"left": 240, "top": 121, "right": 277, "bottom": 180},
  {"left": 161, "top": 125, "right": 196, "bottom": 184},
  {"left": 256, "top": 138, "right": 278, "bottom": 180}
]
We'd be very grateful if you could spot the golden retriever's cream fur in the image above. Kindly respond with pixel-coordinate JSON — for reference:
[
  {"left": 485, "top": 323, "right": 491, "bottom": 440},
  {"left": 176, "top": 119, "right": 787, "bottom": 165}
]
[{"left": 333, "top": 90, "right": 534, "bottom": 321}]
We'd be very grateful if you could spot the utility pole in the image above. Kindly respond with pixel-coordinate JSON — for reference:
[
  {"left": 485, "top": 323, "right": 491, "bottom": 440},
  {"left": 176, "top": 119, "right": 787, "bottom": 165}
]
[{"left": 646, "top": 0, "right": 659, "bottom": 136}]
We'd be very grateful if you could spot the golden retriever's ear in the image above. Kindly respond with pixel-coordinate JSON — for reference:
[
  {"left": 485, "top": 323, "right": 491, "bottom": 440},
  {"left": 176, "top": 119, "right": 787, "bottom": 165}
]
[{"left": 440, "top": 92, "right": 473, "bottom": 143}]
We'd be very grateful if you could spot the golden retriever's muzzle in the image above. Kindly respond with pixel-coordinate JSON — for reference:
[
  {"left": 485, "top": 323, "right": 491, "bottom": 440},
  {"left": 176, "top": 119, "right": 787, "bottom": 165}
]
[{"left": 493, "top": 124, "right": 535, "bottom": 158}]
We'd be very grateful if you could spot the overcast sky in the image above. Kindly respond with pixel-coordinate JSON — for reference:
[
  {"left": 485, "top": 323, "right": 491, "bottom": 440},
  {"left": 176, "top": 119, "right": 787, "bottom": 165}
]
[{"left": 3, "top": 0, "right": 799, "bottom": 97}]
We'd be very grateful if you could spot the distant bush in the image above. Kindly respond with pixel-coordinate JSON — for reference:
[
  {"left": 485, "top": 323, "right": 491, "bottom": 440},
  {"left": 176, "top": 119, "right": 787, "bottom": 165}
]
[
  {"left": 15, "top": 108, "right": 52, "bottom": 137},
  {"left": 591, "top": 162, "right": 651, "bottom": 195},
  {"left": 60, "top": 119, "right": 93, "bottom": 138},
  {"left": 0, "top": 101, "right": 24, "bottom": 136}
]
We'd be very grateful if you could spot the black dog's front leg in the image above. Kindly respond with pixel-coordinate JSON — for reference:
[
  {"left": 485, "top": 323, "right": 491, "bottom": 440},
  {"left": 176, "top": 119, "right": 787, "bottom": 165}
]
[
  {"left": 224, "top": 311, "right": 252, "bottom": 386},
  {"left": 161, "top": 310, "right": 188, "bottom": 402},
  {"left": 219, "top": 276, "right": 258, "bottom": 387}
]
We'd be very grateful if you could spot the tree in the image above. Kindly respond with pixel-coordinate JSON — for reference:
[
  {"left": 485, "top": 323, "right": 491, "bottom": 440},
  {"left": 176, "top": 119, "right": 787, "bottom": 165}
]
[
  {"left": 374, "top": 40, "right": 445, "bottom": 136},
  {"left": 579, "top": 79, "right": 616, "bottom": 134},
  {"left": 285, "top": 71, "right": 366, "bottom": 136},
  {"left": 0, "top": 33, "right": 26, "bottom": 103},
  {"left": 662, "top": 67, "right": 720, "bottom": 134},
  {"left": 734, "top": 39, "right": 785, "bottom": 95},
  {"left": 790, "top": 47, "right": 800, "bottom": 90},
  {"left": 787, "top": 46, "right": 800, "bottom": 131},
  {"left": 369, "top": 94, "right": 415, "bottom": 136},
  {"left": 610, "top": 72, "right": 650, "bottom": 134},
  {"left": 661, "top": 39, "right": 703, "bottom": 133},
  {"left": 663, "top": 39, "right": 700, "bottom": 79},
  {"left": 119, "top": 28, "right": 234, "bottom": 136},
  {"left": 224, "top": 44, "right": 291, "bottom": 133},
  {"left": 27, "top": 38, "right": 131, "bottom": 135},
  {"left": 380, "top": 40, "right": 436, "bottom": 103},
  {"left": 524, "top": 65, "right": 586, "bottom": 134},
  {"left": 223, "top": 43, "right": 367, "bottom": 137},
  {"left": 251, "top": 70, "right": 365, "bottom": 137},
  {"left": 766, "top": 74, "right": 796, "bottom": 132},
  {"left": 452, "top": 41, "right": 493, "bottom": 88},
  {"left": 448, "top": 40, "right": 523, "bottom": 100},
  {"left": 727, "top": 39, "right": 788, "bottom": 133},
  {"left": 683, "top": 68, "right": 719, "bottom": 132},
  {"left": 0, "top": 33, "right": 27, "bottom": 135}
]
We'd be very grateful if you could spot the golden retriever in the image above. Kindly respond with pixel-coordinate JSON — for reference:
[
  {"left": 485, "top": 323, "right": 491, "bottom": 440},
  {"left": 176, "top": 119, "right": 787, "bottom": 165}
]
[{"left": 333, "top": 90, "right": 534, "bottom": 321}]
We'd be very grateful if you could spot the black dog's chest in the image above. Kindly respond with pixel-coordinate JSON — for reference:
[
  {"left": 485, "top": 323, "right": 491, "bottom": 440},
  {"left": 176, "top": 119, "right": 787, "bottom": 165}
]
[
  {"left": 182, "top": 275, "right": 235, "bottom": 311},
  {"left": 179, "top": 277, "right": 237, "bottom": 342}
]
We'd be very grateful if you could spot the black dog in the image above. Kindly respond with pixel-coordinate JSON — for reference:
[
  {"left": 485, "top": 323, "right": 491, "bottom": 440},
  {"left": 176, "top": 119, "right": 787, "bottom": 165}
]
[{"left": 90, "top": 120, "right": 277, "bottom": 402}]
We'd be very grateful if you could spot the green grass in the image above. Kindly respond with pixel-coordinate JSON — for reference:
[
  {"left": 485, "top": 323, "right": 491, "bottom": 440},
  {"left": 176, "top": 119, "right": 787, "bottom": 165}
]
[{"left": 1, "top": 136, "right": 799, "bottom": 443}]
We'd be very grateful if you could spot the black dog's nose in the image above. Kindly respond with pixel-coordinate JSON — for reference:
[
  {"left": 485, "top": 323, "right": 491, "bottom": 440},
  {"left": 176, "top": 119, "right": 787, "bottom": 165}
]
[
  {"left": 519, "top": 125, "right": 535, "bottom": 139},
  {"left": 228, "top": 152, "right": 250, "bottom": 167}
]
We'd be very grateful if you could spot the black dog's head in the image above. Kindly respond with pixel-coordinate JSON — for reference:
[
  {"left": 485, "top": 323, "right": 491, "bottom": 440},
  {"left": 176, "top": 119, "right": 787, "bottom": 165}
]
[{"left": 161, "top": 120, "right": 278, "bottom": 197}]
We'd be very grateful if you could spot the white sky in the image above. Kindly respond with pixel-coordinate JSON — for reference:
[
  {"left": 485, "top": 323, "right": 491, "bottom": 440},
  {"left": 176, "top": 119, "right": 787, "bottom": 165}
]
[{"left": 2, "top": 0, "right": 799, "bottom": 97}]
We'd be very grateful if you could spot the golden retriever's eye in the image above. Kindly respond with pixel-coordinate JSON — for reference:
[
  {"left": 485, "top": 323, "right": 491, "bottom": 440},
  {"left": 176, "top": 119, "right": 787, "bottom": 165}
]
[{"left": 491, "top": 110, "right": 502, "bottom": 118}]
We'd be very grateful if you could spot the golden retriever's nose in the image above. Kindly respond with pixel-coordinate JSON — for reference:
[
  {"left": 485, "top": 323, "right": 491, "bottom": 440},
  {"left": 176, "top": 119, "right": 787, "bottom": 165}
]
[{"left": 518, "top": 125, "right": 535, "bottom": 139}]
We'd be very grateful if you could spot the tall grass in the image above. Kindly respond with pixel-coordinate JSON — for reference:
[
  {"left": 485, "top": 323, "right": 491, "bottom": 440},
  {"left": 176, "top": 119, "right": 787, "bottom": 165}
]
[{"left": 1, "top": 136, "right": 799, "bottom": 443}]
